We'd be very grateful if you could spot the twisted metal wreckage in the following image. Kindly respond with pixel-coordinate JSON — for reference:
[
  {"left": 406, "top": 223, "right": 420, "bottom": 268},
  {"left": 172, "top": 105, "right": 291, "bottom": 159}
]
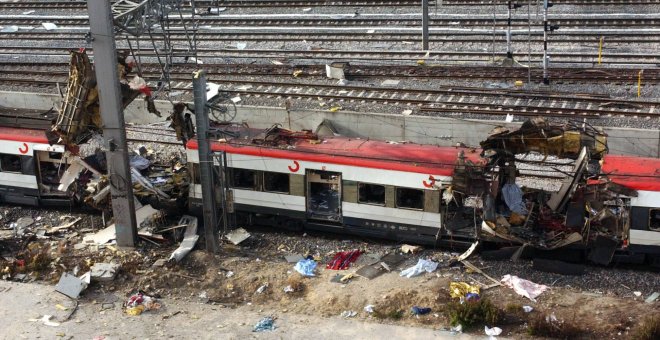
[
  {"left": 49, "top": 52, "right": 649, "bottom": 265},
  {"left": 49, "top": 50, "right": 188, "bottom": 221}
]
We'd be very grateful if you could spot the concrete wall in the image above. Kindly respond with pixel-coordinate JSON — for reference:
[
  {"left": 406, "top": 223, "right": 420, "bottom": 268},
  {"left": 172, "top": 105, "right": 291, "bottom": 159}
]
[{"left": 2, "top": 90, "right": 658, "bottom": 158}]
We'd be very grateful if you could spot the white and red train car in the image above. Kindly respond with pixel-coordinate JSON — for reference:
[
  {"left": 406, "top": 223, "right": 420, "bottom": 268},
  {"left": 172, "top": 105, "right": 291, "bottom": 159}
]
[
  {"left": 186, "top": 129, "right": 484, "bottom": 248},
  {"left": 0, "top": 126, "right": 70, "bottom": 206},
  {"left": 185, "top": 127, "right": 660, "bottom": 261},
  {"left": 601, "top": 155, "right": 660, "bottom": 260}
]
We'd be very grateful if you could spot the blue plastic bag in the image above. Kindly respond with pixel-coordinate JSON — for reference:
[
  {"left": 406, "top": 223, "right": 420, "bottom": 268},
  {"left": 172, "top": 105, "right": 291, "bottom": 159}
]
[{"left": 294, "top": 259, "right": 317, "bottom": 276}]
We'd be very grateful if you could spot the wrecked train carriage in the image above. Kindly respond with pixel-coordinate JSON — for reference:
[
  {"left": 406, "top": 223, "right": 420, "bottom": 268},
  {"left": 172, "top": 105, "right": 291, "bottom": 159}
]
[
  {"left": 0, "top": 126, "right": 73, "bottom": 206},
  {"left": 49, "top": 50, "right": 158, "bottom": 148},
  {"left": 185, "top": 125, "right": 485, "bottom": 248},
  {"left": 478, "top": 119, "right": 660, "bottom": 265},
  {"left": 600, "top": 154, "right": 660, "bottom": 264}
]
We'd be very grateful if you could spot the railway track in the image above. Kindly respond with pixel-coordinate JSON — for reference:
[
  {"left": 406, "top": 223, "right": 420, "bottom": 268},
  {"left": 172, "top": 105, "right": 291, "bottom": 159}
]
[
  {"left": 1, "top": 46, "right": 657, "bottom": 64},
  {"left": 1, "top": 63, "right": 657, "bottom": 84},
  {"left": 2, "top": 15, "right": 659, "bottom": 28},
  {"left": 0, "top": 0, "right": 656, "bottom": 10},
  {"left": 2, "top": 31, "right": 659, "bottom": 45},
  {"left": 2, "top": 74, "right": 657, "bottom": 119}
]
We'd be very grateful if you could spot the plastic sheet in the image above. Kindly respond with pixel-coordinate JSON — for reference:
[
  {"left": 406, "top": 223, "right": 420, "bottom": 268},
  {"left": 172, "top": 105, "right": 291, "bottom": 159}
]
[
  {"left": 253, "top": 317, "right": 276, "bottom": 332},
  {"left": 502, "top": 183, "right": 527, "bottom": 215},
  {"left": 294, "top": 259, "right": 317, "bottom": 276},
  {"left": 399, "top": 259, "right": 438, "bottom": 278},
  {"left": 501, "top": 274, "right": 548, "bottom": 302}
]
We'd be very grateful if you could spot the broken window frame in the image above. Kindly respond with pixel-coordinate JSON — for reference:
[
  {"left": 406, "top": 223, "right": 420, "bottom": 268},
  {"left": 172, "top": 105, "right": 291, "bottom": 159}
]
[
  {"left": 263, "top": 171, "right": 289, "bottom": 194},
  {"left": 650, "top": 208, "right": 660, "bottom": 232},
  {"left": 230, "top": 167, "right": 256, "bottom": 190},
  {"left": 357, "top": 182, "right": 386, "bottom": 206},
  {"left": 20, "top": 156, "right": 35, "bottom": 175},
  {"left": 0, "top": 154, "right": 22, "bottom": 173},
  {"left": 395, "top": 187, "right": 425, "bottom": 211}
]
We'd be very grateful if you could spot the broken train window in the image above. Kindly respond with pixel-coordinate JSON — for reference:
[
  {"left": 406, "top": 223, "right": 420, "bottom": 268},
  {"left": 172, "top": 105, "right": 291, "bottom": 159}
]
[
  {"left": 358, "top": 183, "right": 385, "bottom": 205},
  {"left": 0, "top": 154, "right": 21, "bottom": 172},
  {"left": 650, "top": 208, "right": 660, "bottom": 232},
  {"left": 263, "top": 171, "right": 289, "bottom": 193},
  {"left": 231, "top": 168, "right": 256, "bottom": 189},
  {"left": 396, "top": 187, "right": 424, "bottom": 210}
]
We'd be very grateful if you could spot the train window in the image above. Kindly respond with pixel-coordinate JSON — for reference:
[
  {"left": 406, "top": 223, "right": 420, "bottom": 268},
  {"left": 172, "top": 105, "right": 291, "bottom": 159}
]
[
  {"left": 650, "top": 209, "right": 660, "bottom": 231},
  {"left": 358, "top": 183, "right": 385, "bottom": 205},
  {"left": 190, "top": 164, "right": 200, "bottom": 184},
  {"left": 396, "top": 187, "right": 424, "bottom": 210},
  {"left": 20, "top": 156, "right": 35, "bottom": 175},
  {"left": 231, "top": 168, "right": 255, "bottom": 189},
  {"left": 0, "top": 154, "right": 21, "bottom": 173},
  {"left": 263, "top": 172, "right": 289, "bottom": 193}
]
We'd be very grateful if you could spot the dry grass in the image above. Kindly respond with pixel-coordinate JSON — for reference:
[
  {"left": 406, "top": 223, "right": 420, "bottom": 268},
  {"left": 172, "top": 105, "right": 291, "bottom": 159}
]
[
  {"left": 443, "top": 298, "right": 500, "bottom": 330},
  {"left": 631, "top": 315, "right": 660, "bottom": 340},
  {"left": 527, "top": 312, "right": 583, "bottom": 339}
]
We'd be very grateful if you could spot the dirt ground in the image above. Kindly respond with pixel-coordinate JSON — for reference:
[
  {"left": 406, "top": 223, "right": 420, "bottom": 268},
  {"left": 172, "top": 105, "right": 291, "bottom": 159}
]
[
  {"left": 2, "top": 213, "right": 659, "bottom": 339},
  {"left": 0, "top": 280, "right": 483, "bottom": 339}
]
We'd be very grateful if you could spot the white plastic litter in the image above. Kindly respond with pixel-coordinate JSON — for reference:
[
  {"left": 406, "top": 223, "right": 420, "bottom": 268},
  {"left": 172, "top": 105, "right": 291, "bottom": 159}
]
[
  {"left": 340, "top": 310, "right": 357, "bottom": 318},
  {"left": 42, "top": 22, "right": 58, "bottom": 30},
  {"left": 400, "top": 259, "right": 438, "bottom": 278},
  {"left": 1, "top": 26, "right": 19, "bottom": 33},
  {"left": 41, "top": 315, "right": 60, "bottom": 327},
  {"left": 363, "top": 304, "right": 374, "bottom": 313},
  {"left": 485, "top": 325, "right": 502, "bottom": 339},
  {"left": 283, "top": 285, "right": 294, "bottom": 293},
  {"left": 501, "top": 274, "right": 548, "bottom": 302},
  {"left": 450, "top": 324, "right": 463, "bottom": 334},
  {"left": 522, "top": 305, "right": 534, "bottom": 313}
]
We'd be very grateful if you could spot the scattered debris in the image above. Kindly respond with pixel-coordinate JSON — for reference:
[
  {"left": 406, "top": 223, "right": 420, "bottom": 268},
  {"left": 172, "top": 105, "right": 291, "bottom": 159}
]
[
  {"left": 523, "top": 305, "right": 534, "bottom": 313},
  {"left": 38, "top": 315, "right": 60, "bottom": 327},
  {"left": 169, "top": 216, "right": 199, "bottom": 262},
  {"left": 450, "top": 324, "right": 463, "bottom": 334},
  {"left": 326, "top": 249, "right": 361, "bottom": 270},
  {"left": 411, "top": 306, "right": 432, "bottom": 315},
  {"left": 501, "top": 274, "right": 548, "bottom": 302},
  {"left": 42, "top": 22, "right": 58, "bottom": 30},
  {"left": 90, "top": 263, "right": 119, "bottom": 282},
  {"left": 255, "top": 283, "right": 268, "bottom": 294},
  {"left": 634, "top": 291, "right": 642, "bottom": 297},
  {"left": 253, "top": 316, "right": 276, "bottom": 332},
  {"left": 284, "top": 254, "right": 304, "bottom": 263},
  {"left": 293, "top": 258, "right": 317, "bottom": 276},
  {"left": 364, "top": 305, "right": 375, "bottom": 313},
  {"left": 325, "top": 62, "right": 346, "bottom": 80},
  {"left": 124, "top": 291, "right": 161, "bottom": 316},
  {"left": 356, "top": 253, "right": 405, "bottom": 279},
  {"left": 225, "top": 228, "right": 251, "bottom": 245},
  {"left": 283, "top": 285, "right": 294, "bottom": 293},
  {"left": 400, "top": 259, "right": 438, "bottom": 278},
  {"left": 645, "top": 292, "right": 659, "bottom": 304},
  {"left": 449, "top": 282, "right": 481, "bottom": 300},
  {"left": 400, "top": 244, "right": 422, "bottom": 254},
  {"left": 340, "top": 310, "right": 357, "bottom": 318},
  {"left": 485, "top": 325, "right": 503, "bottom": 338},
  {"left": 55, "top": 272, "right": 90, "bottom": 299}
]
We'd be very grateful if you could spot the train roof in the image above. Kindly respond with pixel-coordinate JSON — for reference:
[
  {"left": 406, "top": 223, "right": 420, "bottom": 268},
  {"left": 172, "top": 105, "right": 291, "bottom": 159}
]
[
  {"left": 601, "top": 154, "right": 660, "bottom": 191},
  {"left": 187, "top": 131, "right": 483, "bottom": 176},
  {"left": 0, "top": 126, "right": 49, "bottom": 144}
]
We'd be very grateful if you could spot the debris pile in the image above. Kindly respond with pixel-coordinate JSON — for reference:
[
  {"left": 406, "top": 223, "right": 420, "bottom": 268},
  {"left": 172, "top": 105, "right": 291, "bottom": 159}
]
[{"left": 461, "top": 118, "right": 634, "bottom": 265}]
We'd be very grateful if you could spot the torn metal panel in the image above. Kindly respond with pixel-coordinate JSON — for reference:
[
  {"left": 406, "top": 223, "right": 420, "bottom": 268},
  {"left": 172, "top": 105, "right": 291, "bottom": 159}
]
[
  {"left": 169, "top": 215, "right": 199, "bottom": 262},
  {"left": 480, "top": 117, "right": 608, "bottom": 160},
  {"left": 225, "top": 228, "right": 251, "bottom": 245},
  {"left": 548, "top": 147, "right": 589, "bottom": 212},
  {"left": 50, "top": 50, "right": 156, "bottom": 147}
]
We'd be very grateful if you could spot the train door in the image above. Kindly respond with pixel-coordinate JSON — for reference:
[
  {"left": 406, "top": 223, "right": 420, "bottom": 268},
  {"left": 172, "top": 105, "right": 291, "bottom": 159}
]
[{"left": 306, "top": 170, "right": 342, "bottom": 222}]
